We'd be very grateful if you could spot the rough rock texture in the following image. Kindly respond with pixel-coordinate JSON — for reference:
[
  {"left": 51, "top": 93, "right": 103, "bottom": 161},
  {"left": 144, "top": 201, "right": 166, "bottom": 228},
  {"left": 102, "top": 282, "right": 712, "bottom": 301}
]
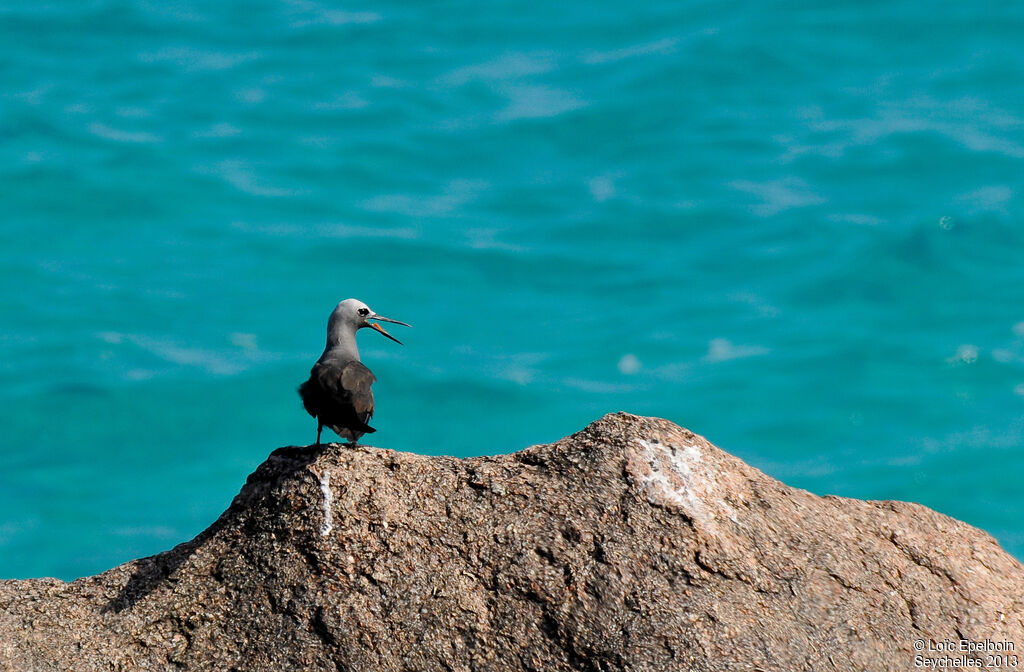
[{"left": 1, "top": 413, "right": 1021, "bottom": 671}]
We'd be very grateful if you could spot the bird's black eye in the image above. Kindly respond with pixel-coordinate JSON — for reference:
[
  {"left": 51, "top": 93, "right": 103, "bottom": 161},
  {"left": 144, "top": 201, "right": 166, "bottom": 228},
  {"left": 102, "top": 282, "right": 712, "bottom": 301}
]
[{"left": 358, "top": 308, "right": 370, "bottom": 316}]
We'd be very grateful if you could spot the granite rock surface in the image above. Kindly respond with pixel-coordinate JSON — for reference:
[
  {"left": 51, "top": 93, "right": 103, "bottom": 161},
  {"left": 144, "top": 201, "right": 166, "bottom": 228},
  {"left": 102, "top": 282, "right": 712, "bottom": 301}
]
[{"left": 1, "top": 413, "right": 1021, "bottom": 671}]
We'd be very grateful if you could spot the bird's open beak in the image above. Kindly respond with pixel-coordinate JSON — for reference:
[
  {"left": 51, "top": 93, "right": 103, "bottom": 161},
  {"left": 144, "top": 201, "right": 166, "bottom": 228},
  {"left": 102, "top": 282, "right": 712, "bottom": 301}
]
[{"left": 367, "top": 314, "right": 411, "bottom": 345}]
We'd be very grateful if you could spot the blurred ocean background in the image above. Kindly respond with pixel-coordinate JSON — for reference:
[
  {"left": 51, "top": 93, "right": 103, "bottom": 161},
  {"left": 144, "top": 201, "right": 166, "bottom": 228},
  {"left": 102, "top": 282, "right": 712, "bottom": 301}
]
[{"left": 2, "top": 1, "right": 1022, "bottom": 579}]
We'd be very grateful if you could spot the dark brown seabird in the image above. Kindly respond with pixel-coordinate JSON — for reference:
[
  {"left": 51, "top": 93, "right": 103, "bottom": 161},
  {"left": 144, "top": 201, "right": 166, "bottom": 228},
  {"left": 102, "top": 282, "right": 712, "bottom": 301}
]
[{"left": 299, "top": 299, "right": 410, "bottom": 446}]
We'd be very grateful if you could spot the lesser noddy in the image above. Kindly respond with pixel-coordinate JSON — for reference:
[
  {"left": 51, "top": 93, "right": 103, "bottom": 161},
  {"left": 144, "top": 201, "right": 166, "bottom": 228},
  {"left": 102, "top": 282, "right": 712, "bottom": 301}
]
[{"left": 299, "top": 299, "right": 410, "bottom": 446}]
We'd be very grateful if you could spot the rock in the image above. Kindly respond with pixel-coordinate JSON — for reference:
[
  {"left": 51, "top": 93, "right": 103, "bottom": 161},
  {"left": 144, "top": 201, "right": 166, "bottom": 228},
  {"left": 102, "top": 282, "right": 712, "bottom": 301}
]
[{"left": 1, "top": 413, "right": 1021, "bottom": 671}]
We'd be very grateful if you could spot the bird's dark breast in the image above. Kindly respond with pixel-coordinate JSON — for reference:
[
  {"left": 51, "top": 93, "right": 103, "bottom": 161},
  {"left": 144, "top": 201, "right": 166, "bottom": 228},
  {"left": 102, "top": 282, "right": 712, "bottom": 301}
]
[
  {"left": 298, "top": 360, "right": 377, "bottom": 438},
  {"left": 298, "top": 377, "right": 325, "bottom": 418}
]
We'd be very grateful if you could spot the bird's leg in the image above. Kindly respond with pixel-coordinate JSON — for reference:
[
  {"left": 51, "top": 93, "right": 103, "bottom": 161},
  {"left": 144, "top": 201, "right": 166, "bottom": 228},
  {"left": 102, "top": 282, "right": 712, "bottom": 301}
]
[{"left": 316, "top": 422, "right": 323, "bottom": 447}]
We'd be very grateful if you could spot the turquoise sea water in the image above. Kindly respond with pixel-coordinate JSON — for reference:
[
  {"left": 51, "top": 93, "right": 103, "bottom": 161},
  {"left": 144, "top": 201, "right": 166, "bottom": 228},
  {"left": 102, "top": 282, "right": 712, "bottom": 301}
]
[{"left": 2, "top": 1, "right": 1022, "bottom": 579}]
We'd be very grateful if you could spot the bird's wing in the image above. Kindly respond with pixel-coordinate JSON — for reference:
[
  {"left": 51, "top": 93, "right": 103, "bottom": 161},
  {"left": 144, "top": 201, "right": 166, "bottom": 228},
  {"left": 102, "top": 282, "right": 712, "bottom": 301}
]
[{"left": 316, "top": 360, "right": 376, "bottom": 423}]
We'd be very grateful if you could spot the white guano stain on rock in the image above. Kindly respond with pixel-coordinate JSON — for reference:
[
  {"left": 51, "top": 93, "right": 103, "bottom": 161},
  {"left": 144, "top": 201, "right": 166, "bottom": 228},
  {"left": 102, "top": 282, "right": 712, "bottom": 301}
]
[
  {"left": 634, "top": 438, "right": 710, "bottom": 525},
  {"left": 319, "top": 470, "right": 333, "bottom": 537}
]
